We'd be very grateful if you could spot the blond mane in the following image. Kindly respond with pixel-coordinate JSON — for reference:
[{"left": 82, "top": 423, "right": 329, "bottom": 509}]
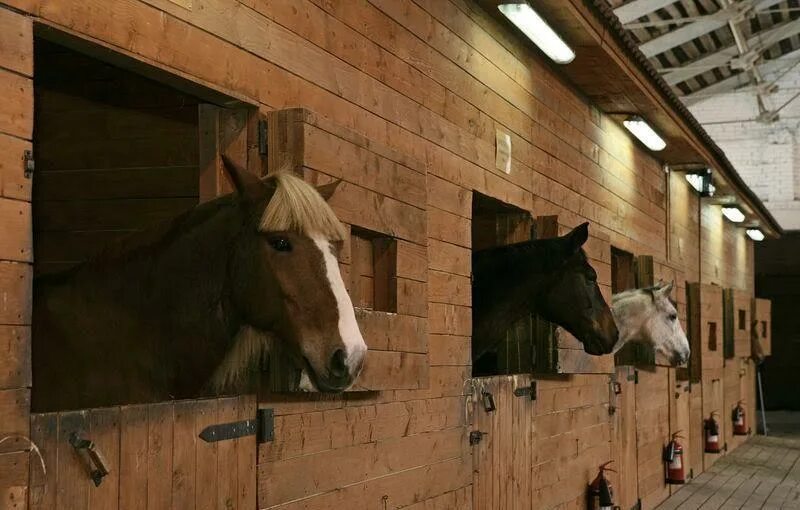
[{"left": 259, "top": 172, "right": 347, "bottom": 241}]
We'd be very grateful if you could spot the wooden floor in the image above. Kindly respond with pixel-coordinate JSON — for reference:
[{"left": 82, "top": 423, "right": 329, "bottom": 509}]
[{"left": 656, "top": 420, "right": 800, "bottom": 509}]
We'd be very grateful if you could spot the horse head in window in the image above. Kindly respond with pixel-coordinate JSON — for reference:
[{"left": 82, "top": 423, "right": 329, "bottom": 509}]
[
  {"left": 472, "top": 223, "right": 619, "bottom": 368},
  {"left": 32, "top": 156, "right": 367, "bottom": 411},
  {"left": 611, "top": 281, "right": 690, "bottom": 366}
]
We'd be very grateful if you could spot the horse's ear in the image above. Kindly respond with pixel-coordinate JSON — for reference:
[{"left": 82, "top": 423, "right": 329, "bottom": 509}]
[
  {"left": 221, "top": 154, "right": 263, "bottom": 202},
  {"left": 316, "top": 179, "right": 342, "bottom": 202},
  {"left": 657, "top": 281, "right": 675, "bottom": 298},
  {"left": 566, "top": 222, "right": 590, "bottom": 253}
]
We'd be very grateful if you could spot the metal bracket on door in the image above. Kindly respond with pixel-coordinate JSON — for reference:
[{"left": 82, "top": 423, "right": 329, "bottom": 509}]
[
  {"left": 199, "top": 408, "right": 274, "bottom": 444},
  {"left": 513, "top": 381, "right": 537, "bottom": 400},
  {"left": 469, "top": 430, "right": 487, "bottom": 445},
  {"left": 69, "top": 432, "right": 110, "bottom": 487},
  {"left": 23, "top": 150, "right": 34, "bottom": 179}
]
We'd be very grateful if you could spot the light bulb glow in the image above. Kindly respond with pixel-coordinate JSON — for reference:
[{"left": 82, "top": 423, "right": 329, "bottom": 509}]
[
  {"left": 685, "top": 171, "right": 715, "bottom": 197},
  {"left": 623, "top": 117, "right": 667, "bottom": 151},
  {"left": 746, "top": 229, "right": 765, "bottom": 241},
  {"left": 498, "top": 4, "right": 575, "bottom": 64},
  {"left": 722, "top": 207, "right": 745, "bottom": 223},
  {"left": 686, "top": 173, "right": 704, "bottom": 193}
]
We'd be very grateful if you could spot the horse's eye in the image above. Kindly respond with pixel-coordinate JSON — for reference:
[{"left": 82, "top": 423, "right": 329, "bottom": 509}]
[
  {"left": 268, "top": 236, "right": 292, "bottom": 252},
  {"left": 668, "top": 313, "right": 678, "bottom": 322}
]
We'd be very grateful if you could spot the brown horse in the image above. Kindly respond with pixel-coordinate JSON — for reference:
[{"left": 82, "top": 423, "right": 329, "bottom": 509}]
[
  {"left": 472, "top": 223, "right": 618, "bottom": 370},
  {"left": 32, "top": 157, "right": 367, "bottom": 411}
]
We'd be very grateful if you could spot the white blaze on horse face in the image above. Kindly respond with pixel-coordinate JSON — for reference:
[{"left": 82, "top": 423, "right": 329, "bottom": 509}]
[{"left": 312, "top": 235, "right": 368, "bottom": 376}]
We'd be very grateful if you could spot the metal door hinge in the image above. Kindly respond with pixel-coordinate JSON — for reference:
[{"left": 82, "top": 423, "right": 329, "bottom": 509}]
[
  {"left": 513, "top": 381, "right": 537, "bottom": 400},
  {"left": 23, "top": 150, "right": 34, "bottom": 179},
  {"left": 199, "top": 407, "right": 273, "bottom": 444}
]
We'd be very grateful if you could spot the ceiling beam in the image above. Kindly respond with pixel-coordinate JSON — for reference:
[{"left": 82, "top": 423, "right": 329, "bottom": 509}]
[
  {"left": 682, "top": 48, "right": 800, "bottom": 104},
  {"left": 638, "top": 0, "right": 784, "bottom": 57},
  {"left": 613, "top": 0, "right": 676, "bottom": 24},
  {"left": 662, "top": 16, "right": 800, "bottom": 85}
]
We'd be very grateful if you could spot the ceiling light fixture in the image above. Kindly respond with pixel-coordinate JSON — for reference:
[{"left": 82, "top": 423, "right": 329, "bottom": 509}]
[
  {"left": 685, "top": 169, "right": 715, "bottom": 197},
  {"left": 623, "top": 116, "right": 667, "bottom": 151},
  {"left": 722, "top": 207, "right": 745, "bottom": 223},
  {"left": 498, "top": 3, "right": 575, "bottom": 64},
  {"left": 746, "top": 229, "right": 765, "bottom": 241}
]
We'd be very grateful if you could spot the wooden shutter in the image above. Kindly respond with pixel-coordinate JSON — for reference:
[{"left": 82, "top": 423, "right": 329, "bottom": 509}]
[
  {"left": 752, "top": 298, "right": 772, "bottom": 357},
  {"left": 722, "top": 289, "right": 735, "bottom": 359},
  {"left": 262, "top": 108, "right": 429, "bottom": 392}
]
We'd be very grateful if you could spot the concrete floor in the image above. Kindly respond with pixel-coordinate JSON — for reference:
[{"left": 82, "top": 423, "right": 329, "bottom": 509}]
[{"left": 656, "top": 413, "right": 800, "bottom": 510}]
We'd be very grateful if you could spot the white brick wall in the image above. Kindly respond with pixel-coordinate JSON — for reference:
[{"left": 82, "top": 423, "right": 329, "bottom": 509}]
[{"left": 688, "top": 75, "right": 800, "bottom": 231}]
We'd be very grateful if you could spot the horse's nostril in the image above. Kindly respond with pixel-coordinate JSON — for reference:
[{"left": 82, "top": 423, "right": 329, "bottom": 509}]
[{"left": 330, "top": 349, "right": 348, "bottom": 378}]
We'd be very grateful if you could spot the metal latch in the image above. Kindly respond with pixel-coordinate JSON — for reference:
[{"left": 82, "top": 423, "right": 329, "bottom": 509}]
[
  {"left": 199, "top": 408, "right": 274, "bottom": 444},
  {"left": 69, "top": 432, "right": 110, "bottom": 487},
  {"left": 469, "top": 431, "right": 487, "bottom": 445},
  {"left": 23, "top": 150, "right": 34, "bottom": 179},
  {"left": 513, "top": 381, "right": 537, "bottom": 400}
]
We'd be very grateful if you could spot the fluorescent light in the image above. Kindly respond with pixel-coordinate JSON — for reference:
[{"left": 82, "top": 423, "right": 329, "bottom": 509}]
[
  {"left": 722, "top": 207, "right": 745, "bottom": 223},
  {"left": 685, "top": 174, "right": 703, "bottom": 193},
  {"left": 685, "top": 171, "right": 715, "bottom": 197},
  {"left": 498, "top": 4, "right": 575, "bottom": 64},
  {"left": 746, "top": 229, "right": 765, "bottom": 241},
  {"left": 623, "top": 116, "right": 667, "bottom": 151}
]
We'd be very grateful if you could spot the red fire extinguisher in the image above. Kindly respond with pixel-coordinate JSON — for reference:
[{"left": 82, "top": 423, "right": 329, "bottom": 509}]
[
  {"left": 733, "top": 400, "right": 748, "bottom": 436},
  {"left": 664, "top": 431, "right": 686, "bottom": 484},
  {"left": 587, "top": 461, "right": 620, "bottom": 510},
  {"left": 705, "top": 411, "right": 721, "bottom": 453}
]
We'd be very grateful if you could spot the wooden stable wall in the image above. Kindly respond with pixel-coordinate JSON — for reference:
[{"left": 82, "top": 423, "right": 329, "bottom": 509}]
[
  {"left": 0, "top": 1, "right": 766, "bottom": 509},
  {"left": 0, "top": 6, "right": 33, "bottom": 510}
]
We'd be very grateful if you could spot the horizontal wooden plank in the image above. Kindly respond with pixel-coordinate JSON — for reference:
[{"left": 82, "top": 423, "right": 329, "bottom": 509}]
[
  {"left": 302, "top": 123, "right": 427, "bottom": 209},
  {"left": 396, "top": 240, "right": 426, "bottom": 282},
  {"left": 0, "top": 388, "right": 29, "bottom": 454},
  {"left": 259, "top": 395, "right": 465, "bottom": 463},
  {"left": 33, "top": 166, "right": 199, "bottom": 201},
  {"left": 0, "top": 451, "right": 28, "bottom": 488},
  {"left": 355, "top": 309, "right": 427, "bottom": 353},
  {"left": 428, "top": 334, "right": 470, "bottom": 366},
  {"left": 34, "top": 197, "right": 197, "bottom": 231},
  {"left": 257, "top": 427, "right": 464, "bottom": 506},
  {"left": 33, "top": 230, "right": 135, "bottom": 267},
  {"left": 0, "top": 133, "right": 31, "bottom": 201},
  {"left": 0, "top": 68, "right": 31, "bottom": 139},
  {"left": 351, "top": 350, "right": 429, "bottom": 391},
  {"left": 305, "top": 169, "right": 427, "bottom": 245},
  {"left": 0, "top": 326, "right": 30, "bottom": 389},
  {"left": 0, "top": 261, "right": 31, "bottom": 325},
  {"left": 0, "top": 8, "right": 32, "bottom": 77},
  {"left": 0, "top": 198, "right": 31, "bottom": 263},
  {"left": 37, "top": 134, "right": 198, "bottom": 171}
]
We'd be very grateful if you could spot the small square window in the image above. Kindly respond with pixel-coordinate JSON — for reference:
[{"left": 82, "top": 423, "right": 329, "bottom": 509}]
[
  {"left": 350, "top": 227, "right": 396, "bottom": 313},
  {"left": 738, "top": 309, "right": 746, "bottom": 330},
  {"left": 708, "top": 322, "right": 718, "bottom": 351}
]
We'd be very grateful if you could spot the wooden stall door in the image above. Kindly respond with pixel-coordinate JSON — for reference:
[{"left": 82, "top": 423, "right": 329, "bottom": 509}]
[
  {"left": 612, "top": 366, "right": 640, "bottom": 510},
  {"left": 29, "top": 396, "right": 258, "bottom": 510},
  {"left": 471, "top": 375, "right": 534, "bottom": 510},
  {"left": 635, "top": 369, "right": 670, "bottom": 509},
  {"left": 0, "top": 5, "right": 34, "bottom": 507}
]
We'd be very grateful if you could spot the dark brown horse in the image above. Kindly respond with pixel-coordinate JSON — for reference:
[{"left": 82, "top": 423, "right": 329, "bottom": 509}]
[
  {"left": 472, "top": 223, "right": 618, "bottom": 369},
  {"left": 32, "top": 157, "right": 367, "bottom": 411}
]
